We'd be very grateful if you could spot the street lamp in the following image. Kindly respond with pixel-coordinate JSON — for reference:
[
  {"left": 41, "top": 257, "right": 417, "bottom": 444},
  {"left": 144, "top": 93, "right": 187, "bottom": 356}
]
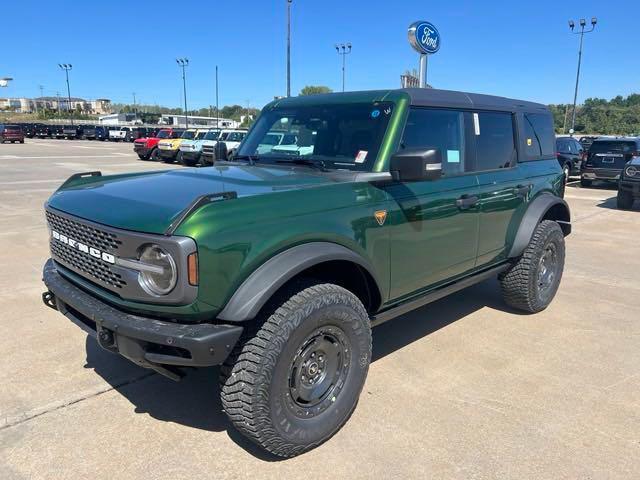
[
  {"left": 568, "top": 17, "right": 597, "bottom": 135},
  {"left": 58, "top": 64, "right": 73, "bottom": 125},
  {"left": 335, "top": 43, "right": 352, "bottom": 92},
  {"left": 286, "top": 0, "right": 292, "bottom": 97},
  {"left": 176, "top": 58, "right": 189, "bottom": 128}
]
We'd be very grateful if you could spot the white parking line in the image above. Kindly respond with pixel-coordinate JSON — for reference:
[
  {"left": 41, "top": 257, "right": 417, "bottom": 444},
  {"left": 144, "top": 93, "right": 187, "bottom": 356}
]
[
  {"left": 0, "top": 179, "right": 66, "bottom": 185},
  {"left": 0, "top": 153, "right": 130, "bottom": 159}
]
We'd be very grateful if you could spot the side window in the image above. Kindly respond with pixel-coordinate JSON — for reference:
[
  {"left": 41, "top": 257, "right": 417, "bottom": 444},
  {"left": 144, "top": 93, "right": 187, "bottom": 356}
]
[
  {"left": 556, "top": 139, "right": 567, "bottom": 153},
  {"left": 401, "top": 108, "right": 466, "bottom": 176},
  {"left": 474, "top": 112, "right": 515, "bottom": 171},
  {"left": 524, "top": 113, "right": 555, "bottom": 159}
]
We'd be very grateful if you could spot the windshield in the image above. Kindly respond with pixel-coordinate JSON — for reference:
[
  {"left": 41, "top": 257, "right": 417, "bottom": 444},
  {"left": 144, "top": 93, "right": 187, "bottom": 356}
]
[
  {"left": 237, "top": 102, "right": 394, "bottom": 170},
  {"left": 156, "top": 130, "right": 170, "bottom": 139},
  {"left": 195, "top": 131, "right": 208, "bottom": 140},
  {"left": 181, "top": 130, "right": 196, "bottom": 140},
  {"left": 204, "top": 130, "right": 220, "bottom": 140},
  {"left": 227, "top": 132, "right": 246, "bottom": 142},
  {"left": 590, "top": 141, "right": 637, "bottom": 154}
]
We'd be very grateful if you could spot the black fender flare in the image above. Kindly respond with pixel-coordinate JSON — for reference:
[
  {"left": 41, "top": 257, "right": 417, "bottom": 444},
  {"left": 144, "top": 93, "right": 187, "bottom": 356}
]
[
  {"left": 508, "top": 194, "right": 571, "bottom": 258},
  {"left": 217, "top": 242, "right": 381, "bottom": 322}
]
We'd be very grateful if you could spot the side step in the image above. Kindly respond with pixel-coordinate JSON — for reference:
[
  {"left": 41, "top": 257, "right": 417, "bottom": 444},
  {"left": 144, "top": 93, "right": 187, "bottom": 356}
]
[{"left": 370, "top": 263, "right": 510, "bottom": 327}]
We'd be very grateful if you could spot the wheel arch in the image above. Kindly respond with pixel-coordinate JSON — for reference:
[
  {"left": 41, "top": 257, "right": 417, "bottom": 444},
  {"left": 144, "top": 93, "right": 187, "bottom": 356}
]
[
  {"left": 216, "top": 242, "right": 383, "bottom": 322},
  {"left": 508, "top": 194, "right": 571, "bottom": 258}
]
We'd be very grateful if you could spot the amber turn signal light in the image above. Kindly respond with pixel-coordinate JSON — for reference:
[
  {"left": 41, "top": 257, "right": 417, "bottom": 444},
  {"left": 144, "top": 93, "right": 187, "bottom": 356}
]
[{"left": 187, "top": 252, "right": 198, "bottom": 286}]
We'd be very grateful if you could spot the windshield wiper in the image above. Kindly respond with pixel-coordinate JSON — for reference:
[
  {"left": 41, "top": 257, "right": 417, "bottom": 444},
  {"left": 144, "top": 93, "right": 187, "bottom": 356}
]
[{"left": 275, "top": 157, "right": 327, "bottom": 171}]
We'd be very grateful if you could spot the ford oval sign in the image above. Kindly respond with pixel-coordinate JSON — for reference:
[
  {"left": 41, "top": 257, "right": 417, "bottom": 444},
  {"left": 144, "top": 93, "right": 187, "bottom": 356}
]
[{"left": 408, "top": 21, "right": 441, "bottom": 55}]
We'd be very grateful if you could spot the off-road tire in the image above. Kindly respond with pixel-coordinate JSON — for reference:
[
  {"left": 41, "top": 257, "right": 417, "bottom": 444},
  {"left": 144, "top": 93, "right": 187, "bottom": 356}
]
[
  {"left": 617, "top": 189, "right": 634, "bottom": 210},
  {"left": 580, "top": 178, "right": 593, "bottom": 188},
  {"left": 562, "top": 163, "right": 571, "bottom": 183},
  {"left": 500, "top": 220, "right": 565, "bottom": 313},
  {"left": 220, "top": 283, "right": 372, "bottom": 458},
  {"left": 150, "top": 148, "right": 160, "bottom": 161},
  {"left": 137, "top": 153, "right": 149, "bottom": 161}
]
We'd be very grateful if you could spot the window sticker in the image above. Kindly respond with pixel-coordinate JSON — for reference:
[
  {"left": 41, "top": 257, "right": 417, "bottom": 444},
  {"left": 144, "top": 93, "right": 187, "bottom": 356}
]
[
  {"left": 355, "top": 150, "right": 368, "bottom": 163},
  {"left": 371, "top": 109, "right": 380, "bottom": 119},
  {"left": 473, "top": 113, "right": 480, "bottom": 135},
  {"left": 527, "top": 138, "right": 532, "bottom": 146},
  {"left": 447, "top": 150, "right": 460, "bottom": 163}
]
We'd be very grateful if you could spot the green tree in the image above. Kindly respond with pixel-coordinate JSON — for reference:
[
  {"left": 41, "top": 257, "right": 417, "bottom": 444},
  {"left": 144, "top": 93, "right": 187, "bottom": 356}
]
[{"left": 299, "top": 85, "right": 333, "bottom": 96}]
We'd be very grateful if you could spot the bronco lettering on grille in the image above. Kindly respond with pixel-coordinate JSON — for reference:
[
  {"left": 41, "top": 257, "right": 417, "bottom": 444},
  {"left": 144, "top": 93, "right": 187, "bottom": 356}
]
[{"left": 51, "top": 230, "right": 116, "bottom": 264}]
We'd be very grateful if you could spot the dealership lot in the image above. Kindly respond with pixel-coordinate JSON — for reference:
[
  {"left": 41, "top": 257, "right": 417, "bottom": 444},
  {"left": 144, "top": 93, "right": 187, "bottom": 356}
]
[{"left": 0, "top": 139, "right": 638, "bottom": 479}]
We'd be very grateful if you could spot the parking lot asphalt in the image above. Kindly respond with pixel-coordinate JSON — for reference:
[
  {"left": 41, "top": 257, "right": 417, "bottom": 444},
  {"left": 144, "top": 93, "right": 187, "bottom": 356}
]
[{"left": 0, "top": 138, "right": 638, "bottom": 479}]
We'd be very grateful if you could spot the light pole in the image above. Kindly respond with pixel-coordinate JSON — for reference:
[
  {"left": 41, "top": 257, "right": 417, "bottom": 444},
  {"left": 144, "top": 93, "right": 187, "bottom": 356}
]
[
  {"left": 286, "top": 0, "right": 292, "bottom": 97},
  {"left": 215, "top": 65, "right": 219, "bottom": 131},
  {"left": 568, "top": 17, "right": 597, "bottom": 135},
  {"left": 335, "top": 43, "right": 352, "bottom": 92},
  {"left": 132, "top": 92, "right": 137, "bottom": 122},
  {"left": 176, "top": 58, "right": 189, "bottom": 128},
  {"left": 58, "top": 64, "right": 73, "bottom": 125}
]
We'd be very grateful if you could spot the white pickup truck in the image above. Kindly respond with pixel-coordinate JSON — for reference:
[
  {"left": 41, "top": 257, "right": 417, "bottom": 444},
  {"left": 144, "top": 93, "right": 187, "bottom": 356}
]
[
  {"left": 200, "top": 129, "right": 247, "bottom": 165},
  {"left": 107, "top": 126, "right": 128, "bottom": 142}
]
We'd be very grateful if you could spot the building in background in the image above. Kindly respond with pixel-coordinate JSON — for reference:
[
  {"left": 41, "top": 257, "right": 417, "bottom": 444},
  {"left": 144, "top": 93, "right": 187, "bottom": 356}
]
[
  {"left": 0, "top": 96, "right": 112, "bottom": 114},
  {"left": 159, "top": 114, "right": 239, "bottom": 128},
  {"left": 98, "top": 113, "right": 139, "bottom": 125}
]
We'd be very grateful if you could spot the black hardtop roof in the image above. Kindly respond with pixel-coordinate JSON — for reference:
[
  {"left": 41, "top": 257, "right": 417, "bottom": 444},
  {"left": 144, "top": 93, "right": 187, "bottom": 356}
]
[
  {"left": 591, "top": 137, "right": 640, "bottom": 143},
  {"left": 401, "top": 88, "right": 549, "bottom": 113}
]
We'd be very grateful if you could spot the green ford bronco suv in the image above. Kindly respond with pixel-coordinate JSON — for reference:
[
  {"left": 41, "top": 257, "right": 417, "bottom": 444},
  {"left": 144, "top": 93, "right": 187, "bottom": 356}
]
[{"left": 42, "top": 88, "right": 570, "bottom": 457}]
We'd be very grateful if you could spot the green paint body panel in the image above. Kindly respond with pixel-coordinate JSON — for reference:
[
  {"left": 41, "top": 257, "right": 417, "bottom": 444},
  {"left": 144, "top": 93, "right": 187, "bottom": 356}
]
[{"left": 45, "top": 90, "right": 565, "bottom": 321}]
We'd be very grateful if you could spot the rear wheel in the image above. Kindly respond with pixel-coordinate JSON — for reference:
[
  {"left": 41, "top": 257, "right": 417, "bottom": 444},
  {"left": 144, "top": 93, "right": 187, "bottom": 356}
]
[
  {"left": 580, "top": 178, "right": 593, "bottom": 188},
  {"left": 617, "top": 189, "right": 634, "bottom": 210},
  {"left": 220, "top": 283, "right": 372, "bottom": 458},
  {"left": 500, "top": 220, "right": 565, "bottom": 313},
  {"left": 20, "top": 139, "right": 24, "bottom": 144}
]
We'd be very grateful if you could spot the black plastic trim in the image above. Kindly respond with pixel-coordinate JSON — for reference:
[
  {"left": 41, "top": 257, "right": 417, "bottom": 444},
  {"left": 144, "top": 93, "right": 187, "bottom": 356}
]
[
  {"left": 370, "top": 263, "right": 509, "bottom": 327},
  {"left": 508, "top": 194, "right": 571, "bottom": 258},
  {"left": 43, "top": 259, "right": 243, "bottom": 369},
  {"left": 164, "top": 191, "right": 238, "bottom": 236},
  {"left": 57, "top": 171, "right": 102, "bottom": 190},
  {"left": 217, "top": 242, "right": 381, "bottom": 322}
]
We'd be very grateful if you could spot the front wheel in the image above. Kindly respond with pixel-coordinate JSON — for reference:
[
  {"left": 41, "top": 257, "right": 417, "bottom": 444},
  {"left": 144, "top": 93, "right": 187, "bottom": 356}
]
[
  {"left": 617, "top": 189, "right": 634, "bottom": 210},
  {"left": 563, "top": 163, "right": 571, "bottom": 183},
  {"left": 150, "top": 148, "right": 160, "bottom": 161},
  {"left": 220, "top": 283, "right": 372, "bottom": 458},
  {"left": 500, "top": 220, "right": 565, "bottom": 313}
]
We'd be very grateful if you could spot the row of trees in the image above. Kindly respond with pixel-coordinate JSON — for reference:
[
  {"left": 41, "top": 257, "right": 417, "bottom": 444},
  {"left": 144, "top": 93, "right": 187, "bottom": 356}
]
[{"left": 549, "top": 94, "right": 640, "bottom": 135}]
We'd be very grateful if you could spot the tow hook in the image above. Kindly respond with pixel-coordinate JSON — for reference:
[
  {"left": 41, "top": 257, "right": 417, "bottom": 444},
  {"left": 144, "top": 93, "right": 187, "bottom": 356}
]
[{"left": 42, "top": 291, "right": 57, "bottom": 310}]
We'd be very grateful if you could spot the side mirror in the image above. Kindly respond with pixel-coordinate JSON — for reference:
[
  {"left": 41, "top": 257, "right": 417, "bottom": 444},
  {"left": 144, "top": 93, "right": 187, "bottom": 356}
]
[
  {"left": 390, "top": 147, "right": 443, "bottom": 182},
  {"left": 215, "top": 141, "right": 228, "bottom": 162}
]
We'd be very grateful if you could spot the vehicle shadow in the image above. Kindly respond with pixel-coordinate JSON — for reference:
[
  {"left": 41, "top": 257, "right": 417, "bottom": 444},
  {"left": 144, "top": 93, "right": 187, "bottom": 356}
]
[{"left": 84, "top": 277, "right": 512, "bottom": 461}]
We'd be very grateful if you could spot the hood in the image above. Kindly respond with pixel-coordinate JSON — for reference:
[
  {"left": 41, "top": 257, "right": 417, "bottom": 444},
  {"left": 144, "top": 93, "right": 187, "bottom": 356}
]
[{"left": 47, "top": 165, "right": 342, "bottom": 234}]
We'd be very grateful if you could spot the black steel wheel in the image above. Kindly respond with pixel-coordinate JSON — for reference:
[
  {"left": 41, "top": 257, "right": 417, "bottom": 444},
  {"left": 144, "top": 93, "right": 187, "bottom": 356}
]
[
  {"left": 500, "top": 220, "right": 565, "bottom": 313},
  {"left": 220, "top": 283, "right": 371, "bottom": 458}
]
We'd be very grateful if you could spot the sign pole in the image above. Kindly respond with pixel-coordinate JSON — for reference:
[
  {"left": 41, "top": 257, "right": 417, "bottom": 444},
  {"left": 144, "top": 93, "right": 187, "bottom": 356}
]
[{"left": 419, "top": 54, "right": 427, "bottom": 88}]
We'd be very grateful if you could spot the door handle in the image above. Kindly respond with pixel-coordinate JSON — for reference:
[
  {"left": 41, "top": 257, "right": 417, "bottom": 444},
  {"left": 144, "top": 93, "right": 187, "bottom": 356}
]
[
  {"left": 514, "top": 184, "right": 531, "bottom": 197},
  {"left": 456, "top": 194, "right": 479, "bottom": 210}
]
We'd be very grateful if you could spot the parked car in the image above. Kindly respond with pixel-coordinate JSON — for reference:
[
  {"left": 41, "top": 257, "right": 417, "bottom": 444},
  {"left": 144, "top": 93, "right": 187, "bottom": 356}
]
[
  {"left": 53, "top": 125, "right": 66, "bottom": 139},
  {"left": 617, "top": 156, "right": 640, "bottom": 209},
  {"left": 36, "top": 124, "right": 54, "bottom": 138},
  {"left": 133, "top": 128, "right": 179, "bottom": 160},
  {"left": 0, "top": 124, "right": 25, "bottom": 143},
  {"left": 106, "top": 126, "right": 127, "bottom": 142},
  {"left": 157, "top": 128, "right": 192, "bottom": 163},
  {"left": 63, "top": 125, "right": 84, "bottom": 139},
  {"left": 579, "top": 135, "right": 599, "bottom": 152},
  {"left": 555, "top": 136, "right": 584, "bottom": 181},
  {"left": 82, "top": 125, "right": 97, "bottom": 140},
  {"left": 21, "top": 123, "right": 41, "bottom": 138},
  {"left": 42, "top": 88, "right": 570, "bottom": 458},
  {"left": 581, "top": 137, "right": 640, "bottom": 187},
  {"left": 177, "top": 128, "right": 213, "bottom": 166},
  {"left": 200, "top": 129, "right": 247, "bottom": 165},
  {"left": 255, "top": 131, "right": 299, "bottom": 154}
]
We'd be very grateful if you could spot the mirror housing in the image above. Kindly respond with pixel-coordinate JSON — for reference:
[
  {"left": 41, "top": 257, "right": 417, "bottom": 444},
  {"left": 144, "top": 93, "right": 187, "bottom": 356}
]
[
  {"left": 215, "top": 141, "right": 228, "bottom": 162},
  {"left": 390, "top": 147, "right": 443, "bottom": 182}
]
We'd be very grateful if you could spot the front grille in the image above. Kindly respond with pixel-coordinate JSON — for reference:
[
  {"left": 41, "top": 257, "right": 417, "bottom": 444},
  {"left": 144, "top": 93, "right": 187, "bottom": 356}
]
[
  {"left": 46, "top": 210, "right": 125, "bottom": 289},
  {"left": 202, "top": 145, "right": 214, "bottom": 154},
  {"left": 50, "top": 241, "right": 126, "bottom": 289},
  {"left": 46, "top": 211, "right": 121, "bottom": 252}
]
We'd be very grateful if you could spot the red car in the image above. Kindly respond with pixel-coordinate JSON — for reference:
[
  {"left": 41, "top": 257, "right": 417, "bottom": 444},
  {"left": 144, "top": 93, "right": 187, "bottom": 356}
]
[
  {"left": 0, "top": 124, "right": 25, "bottom": 143},
  {"left": 133, "top": 128, "right": 177, "bottom": 161}
]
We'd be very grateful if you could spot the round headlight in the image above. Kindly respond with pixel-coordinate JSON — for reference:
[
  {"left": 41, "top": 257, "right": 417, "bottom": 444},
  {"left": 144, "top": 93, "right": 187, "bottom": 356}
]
[
  {"left": 625, "top": 166, "right": 637, "bottom": 177},
  {"left": 137, "top": 244, "right": 177, "bottom": 296}
]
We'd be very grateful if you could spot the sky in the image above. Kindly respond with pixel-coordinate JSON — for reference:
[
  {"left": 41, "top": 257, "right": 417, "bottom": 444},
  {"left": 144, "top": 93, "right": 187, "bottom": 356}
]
[{"left": 1, "top": 0, "right": 637, "bottom": 110}]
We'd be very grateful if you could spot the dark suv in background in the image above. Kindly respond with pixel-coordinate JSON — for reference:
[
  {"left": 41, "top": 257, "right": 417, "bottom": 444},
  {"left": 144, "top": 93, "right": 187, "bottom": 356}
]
[
  {"left": 0, "top": 124, "right": 25, "bottom": 143},
  {"left": 556, "top": 136, "right": 584, "bottom": 180},
  {"left": 581, "top": 138, "right": 640, "bottom": 187}
]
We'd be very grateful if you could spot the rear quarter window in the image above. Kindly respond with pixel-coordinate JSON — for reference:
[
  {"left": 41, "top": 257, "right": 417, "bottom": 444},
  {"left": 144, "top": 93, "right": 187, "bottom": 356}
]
[{"left": 522, "top": 113, "right": 555, "bottom": 160}]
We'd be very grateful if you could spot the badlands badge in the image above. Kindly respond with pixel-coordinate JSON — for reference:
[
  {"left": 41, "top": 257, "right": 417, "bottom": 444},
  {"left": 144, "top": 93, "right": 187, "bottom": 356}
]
[{"left": 374, "top": 210, "right": 387, "bottom": 226}]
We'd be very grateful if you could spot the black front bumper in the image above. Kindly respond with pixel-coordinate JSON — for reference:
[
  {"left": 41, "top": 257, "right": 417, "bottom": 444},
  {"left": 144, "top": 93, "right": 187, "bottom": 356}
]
[
  {"left": 133, "top": 144, "right": 150, "bottom": 155},
  {"left": 158, "top": 149, "right": 179, "bottom": 160},
  {"left": 42, "top": 259, "right": 243, "bottom": 378},
  {"left": 180, "top": 150, "right": 201, "bottom": 161}
]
